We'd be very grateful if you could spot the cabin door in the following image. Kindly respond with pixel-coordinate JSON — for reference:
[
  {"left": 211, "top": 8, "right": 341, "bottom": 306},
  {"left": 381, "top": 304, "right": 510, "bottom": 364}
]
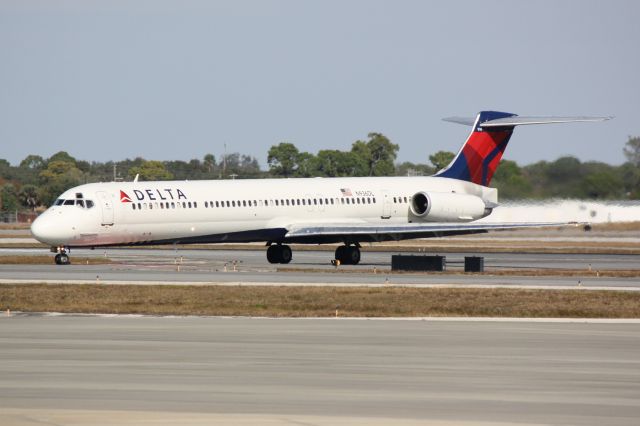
[
  {"left": 96, "top": 191, "right": 114, "bottom": 226},
  {"left": 381, "top": 191, "right": 391, "bottom": 219}
]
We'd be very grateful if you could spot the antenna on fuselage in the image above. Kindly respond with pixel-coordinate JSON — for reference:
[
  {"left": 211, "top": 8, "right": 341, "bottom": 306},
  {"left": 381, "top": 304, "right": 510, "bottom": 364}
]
[{"left": 133, "top": 174, "right": 139, "bottom": 183}]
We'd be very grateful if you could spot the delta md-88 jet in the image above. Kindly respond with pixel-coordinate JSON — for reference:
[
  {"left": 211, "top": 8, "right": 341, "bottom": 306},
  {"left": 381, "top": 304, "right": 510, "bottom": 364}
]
[{"left": 30, "top": 111, "right": 610, "bottom": 265}]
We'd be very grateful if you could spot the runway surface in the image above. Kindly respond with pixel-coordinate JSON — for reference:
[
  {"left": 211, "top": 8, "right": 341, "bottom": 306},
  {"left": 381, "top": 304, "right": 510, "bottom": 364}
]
[
  {"left": 1, "top": 315, "right": 639, "bottom": 425},
  {"left": 1, "top": 248, "right": 639, "bottom": 289}
]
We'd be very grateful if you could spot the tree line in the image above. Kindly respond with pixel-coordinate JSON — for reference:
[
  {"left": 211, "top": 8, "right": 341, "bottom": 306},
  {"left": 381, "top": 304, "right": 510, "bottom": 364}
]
[{"left": 1, "top": 134, "right": 639, "bottom": 213}]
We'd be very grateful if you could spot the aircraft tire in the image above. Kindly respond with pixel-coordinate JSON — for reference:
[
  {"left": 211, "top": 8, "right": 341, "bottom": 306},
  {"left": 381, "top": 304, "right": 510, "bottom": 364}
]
[
  {"left": 266, "top": 245, "right": 279, "bottom": 264},
  {"left": 346, "top": 246, "right": 360, "bottom": 265},
  {"left": 55, "top": 253, "right": 70, "bottom": 265},
  {"left": 279, "top": 245, "right": 292, "bottom": 264}
]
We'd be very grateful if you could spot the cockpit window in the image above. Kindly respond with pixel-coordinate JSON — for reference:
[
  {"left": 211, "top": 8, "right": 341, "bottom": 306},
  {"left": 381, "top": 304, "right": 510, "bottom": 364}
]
[{"left": 54, "top": 198, "right": 94, "bottom": 208}]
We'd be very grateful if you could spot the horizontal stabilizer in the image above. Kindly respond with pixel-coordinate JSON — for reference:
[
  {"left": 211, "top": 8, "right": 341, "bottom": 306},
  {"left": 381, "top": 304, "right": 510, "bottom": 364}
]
[
  {"left": 480, "top": 116, "right": 612, "bottom": 128},
  {"left": 442, "top": 116, "right": 477, "bottom": 126},
  {"left": 443, "top": 115, "right": 612, "bottom": 127}
]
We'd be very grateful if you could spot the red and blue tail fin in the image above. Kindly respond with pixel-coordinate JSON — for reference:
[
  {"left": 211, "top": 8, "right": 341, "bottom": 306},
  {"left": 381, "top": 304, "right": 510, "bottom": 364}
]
[
  {"left": 435, "top": 111, "right": 611, "bottom": 186},
  {"left": 435, "top": 111, "right": 517, "bottom": 186}
]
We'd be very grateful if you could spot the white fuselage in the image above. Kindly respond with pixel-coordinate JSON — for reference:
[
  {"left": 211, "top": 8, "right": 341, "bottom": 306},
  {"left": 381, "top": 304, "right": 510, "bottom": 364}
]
[{"left": 30, "top": 176, "right": 497, "bottom": 248}]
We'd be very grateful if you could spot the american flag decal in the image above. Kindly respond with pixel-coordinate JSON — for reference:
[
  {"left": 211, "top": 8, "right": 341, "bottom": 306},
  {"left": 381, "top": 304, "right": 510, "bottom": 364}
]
[{"left": 340, "top": 188, "right": 352, "bottom": 196}]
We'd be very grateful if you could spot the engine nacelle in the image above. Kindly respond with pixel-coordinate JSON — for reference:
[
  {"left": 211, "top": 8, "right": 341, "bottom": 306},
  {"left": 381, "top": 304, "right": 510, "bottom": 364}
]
[{"left": 409, "top": 191, "right": 489, "bottom": 222}]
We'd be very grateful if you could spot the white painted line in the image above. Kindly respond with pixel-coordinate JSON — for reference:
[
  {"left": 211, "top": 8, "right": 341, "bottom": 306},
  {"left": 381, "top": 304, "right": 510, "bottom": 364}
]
[
  {"left": 4, "top": 311, "right": 640, "bottom": 323},
  {"left": 1, "top": 278, "right": 639, "bottom": 291}
]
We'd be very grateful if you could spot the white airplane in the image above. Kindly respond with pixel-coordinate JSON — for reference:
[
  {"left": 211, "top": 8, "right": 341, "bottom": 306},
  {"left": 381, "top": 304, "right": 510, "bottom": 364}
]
[{"left": 30, "top": 111, "right": 610, "bottom": 265}]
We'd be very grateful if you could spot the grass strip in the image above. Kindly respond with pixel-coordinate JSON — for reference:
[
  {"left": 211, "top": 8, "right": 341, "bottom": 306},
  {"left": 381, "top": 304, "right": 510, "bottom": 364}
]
[{"left": 1, "top": 284, "right": 639, "bottom": 318}]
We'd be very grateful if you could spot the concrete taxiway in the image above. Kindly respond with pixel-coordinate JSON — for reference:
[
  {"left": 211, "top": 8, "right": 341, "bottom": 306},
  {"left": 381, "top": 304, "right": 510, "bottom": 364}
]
[
  {"left": 1, "top": 248, "right": 639, "bottom": 289},
  {"left": 1, "top": 315, "right": 639, "bottom": 425}
]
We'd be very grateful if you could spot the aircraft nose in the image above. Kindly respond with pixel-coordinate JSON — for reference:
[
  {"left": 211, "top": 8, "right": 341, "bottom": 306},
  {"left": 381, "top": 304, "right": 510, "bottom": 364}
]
[{"left": 31, "top": 213, "right": 66, "bottom": 245}]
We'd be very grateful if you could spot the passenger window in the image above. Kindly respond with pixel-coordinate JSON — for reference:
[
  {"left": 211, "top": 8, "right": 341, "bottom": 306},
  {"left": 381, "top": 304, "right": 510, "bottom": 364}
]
[
  {"left": 313, "top": 199, "right": 317, "bottom": 205},
  {"left": 373, "top": 197, "right": 376, "bottom": 203},
  {"left": 330, "top": 199, "right": 334, "bottom": 205},
  {"left": 132, "top": 204, "right": 136, "bottom": 210},
  {"left": 181, "top": 202, "right": 185, "bottom": 208},
  {"left": 341, "top": 198, "right": 345, "bottom": 204},
  {"left": 160, "top": 203, "right": 164, "bottom": 209},
  {"left": 149, "top": 203, "right": 153, "bottom": 210},
  {"left": 286, "top": 199, "right": 290, "bottom": 206},
  {"left": 194, "top": 202, "right": 197, "bottom": 208}
]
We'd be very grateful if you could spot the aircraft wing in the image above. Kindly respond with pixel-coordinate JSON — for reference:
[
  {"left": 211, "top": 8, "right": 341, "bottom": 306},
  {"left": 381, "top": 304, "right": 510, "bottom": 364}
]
[{"left": 284, "top": 221, "right": 577, "bottom": 242}]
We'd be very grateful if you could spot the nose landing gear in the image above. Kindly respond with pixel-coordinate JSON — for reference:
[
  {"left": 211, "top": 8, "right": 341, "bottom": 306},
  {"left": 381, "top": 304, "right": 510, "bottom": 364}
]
[{"left": 52, "top": 247, "right": 71, "bottom": 265}]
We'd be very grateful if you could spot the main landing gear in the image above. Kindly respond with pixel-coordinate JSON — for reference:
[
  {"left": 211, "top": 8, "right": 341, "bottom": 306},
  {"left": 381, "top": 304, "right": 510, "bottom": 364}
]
[
  {"left": 266, "top": 244, "right": 292, "bottom": 264},
  {"left": 53, "top": 247, "right": 71, "bottom": 265},
  {"left": 334, "top": 244, "right": 360, "bottom": 265}
]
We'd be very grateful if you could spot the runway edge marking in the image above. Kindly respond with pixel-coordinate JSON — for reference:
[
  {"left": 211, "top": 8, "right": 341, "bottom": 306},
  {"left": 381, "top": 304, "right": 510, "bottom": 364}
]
[
  {"left": 3, "top": 312, "right": 640, "bottom": 323},
  {"left": 1, "top": 278, "right": 639, "bottom": 291}
]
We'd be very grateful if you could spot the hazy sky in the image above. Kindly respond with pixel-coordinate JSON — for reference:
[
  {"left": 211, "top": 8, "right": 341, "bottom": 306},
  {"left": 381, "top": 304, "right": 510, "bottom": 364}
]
[{"left": 1, "top": 0, "right": 638, "bottom": 168}]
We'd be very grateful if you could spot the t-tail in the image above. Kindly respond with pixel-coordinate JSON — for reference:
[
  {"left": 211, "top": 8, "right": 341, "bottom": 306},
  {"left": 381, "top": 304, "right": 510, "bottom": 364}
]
[{"left": 434, "top": 110, "right": 612, "bottom": 187}]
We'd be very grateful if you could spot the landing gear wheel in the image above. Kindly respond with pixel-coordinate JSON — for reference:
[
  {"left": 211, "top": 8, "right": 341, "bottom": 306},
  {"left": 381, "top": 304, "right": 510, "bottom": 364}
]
[
  {"left": 266, "top": 244, "right": 293, "bottom": 264},
  {"left": 279, "top": 245, "right": 292, "bottom": 264},
  {"left": 346, "top": 246, "right": 360, "bottom": 265},
  {"left": 267, "top": 245, "right": 278, "bottom": 264},
  {"left": 54, "top": 253, "right": 70, "bottom": 265},
  {"left": 335, "top": 245, "right": 360, "bottom": 265}
]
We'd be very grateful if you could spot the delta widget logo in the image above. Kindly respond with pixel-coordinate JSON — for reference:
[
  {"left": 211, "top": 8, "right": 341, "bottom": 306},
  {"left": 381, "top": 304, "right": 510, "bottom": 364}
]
[{"left": 119, "top": 188, "right": 188, "bottom": 203}]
